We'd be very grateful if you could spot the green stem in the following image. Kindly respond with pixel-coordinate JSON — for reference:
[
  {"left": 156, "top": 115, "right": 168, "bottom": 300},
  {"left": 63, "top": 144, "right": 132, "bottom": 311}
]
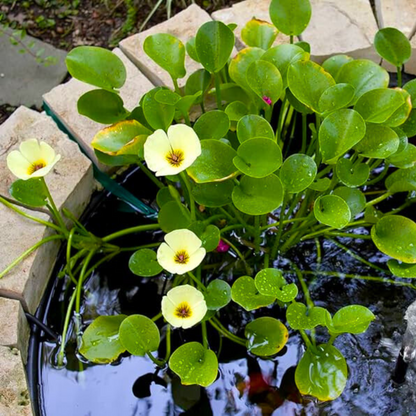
[
  {"left": 365, "top": 192, "right": 391, "bottom": 207},
  {"left": 146, "top": 351, "right": 165, "bottom": 367},
  {"left": 220, "top": 237, "right": 251, "bottom": 275},
  {"left": 397, "top": 66, "right": 402, "bottom": 87},
  {"left": 254, "top": 215, "right": 260, "bottom": 254},
  {"left": 164, "top": 325, "right": 171, "bottom": 361},
  {"left": 75, "top": 250, "right": 97, "bottom": 314},
  {"left": 271, "top": 192, "right": 288, "bottom": 259},
  {"left": 172, "top": 77, "right": 181, "bottom": 95},
  {"left": 187, "top": 271, "right": 206, "bottom": 290},
  {"left": 41, "top": 178, "right": 67, "bottom": 235},
  {"left": 300, "top": 220, "right": 369, "bottom": 241},
  {"left": 137, "top": 160, "right": 164, "bottom": 189},
  {"left": 102, "top": 223, "right": 160, "bottom": 242},
  {"left": 208, "top": 319, "right": 246, "bottom": 346},
  {"left": 0, "top": 196, "right": 62, "bottom": 233},
  {"left": 57, "top": 289, "right": 77, "bottom": 366},
  {"left": 214, "top": 72, "right": 222, "bottom": 110},
  {"left": 0, "top": 234, "right": 64, "bottom": 279},
  {"left": 201, "top": 321, "right": 208, "bottom": 348},
  {"left": 180, "top": 172, "right": 196, "bottom": 221},
  {"left": 301, "top": 113, "right": 307, "bottom": 153},
  {"left": 299, "top": 329, "right": 314, "bottom": 350}
]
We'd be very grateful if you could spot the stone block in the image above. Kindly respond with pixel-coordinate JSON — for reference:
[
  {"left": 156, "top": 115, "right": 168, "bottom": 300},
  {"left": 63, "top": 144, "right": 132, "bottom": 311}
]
[
  {"left": 0, "top": 347, "right": 32, "bottom": 416},
  {"left": 211, "top": 0, "right": 291, "bottom": 49},
  {"left": 43, "top": 48, "right": 154, "bottom": 171},
  {"left": 0, "top": 106, "right": 93, "bottom": 313},
  {"left": 377, "top": 0, "right": 416, "bottom": 38},
  {"left": 119, "top": 4, "right": 212, "bottom": 89},
  {"left": 0, "top": 25, "right": 67, "bottom": 109}
]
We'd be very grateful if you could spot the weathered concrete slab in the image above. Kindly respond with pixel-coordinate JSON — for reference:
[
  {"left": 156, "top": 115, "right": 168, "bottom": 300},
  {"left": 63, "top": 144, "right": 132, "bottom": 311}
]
[
  {"left": 120, "top": 4, "right": 212, "bottom": 89},
  {"left": 0, "top": 25, "right": 67, "bottom": 109},
  {"left": 211, "top": 0, "right": 291, "bottom": 49},
  {"left": 303, "top": 0, "right": 379, "bottom": 63},
  {"left": 43, "top": 48, "right": 153, "bottom": 171},
  {"left": 376, "top": 0, "right": 416, "bottom": 38},
  {"left": 0, "top": 106, "right": 93, "bottom": 313},
  {"left": 0, "top": 347, "right": 32, "bottom": 416}
]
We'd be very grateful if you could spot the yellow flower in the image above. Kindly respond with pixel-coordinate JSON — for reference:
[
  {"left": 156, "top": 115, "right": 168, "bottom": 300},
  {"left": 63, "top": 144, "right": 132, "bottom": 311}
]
[
  {"left": 157, "top": 229, "right": 206, "bottom": 274},
  {"left": 144, "top": 124, "right": 201, "bottom": 176},
  {"left": 7, "top": 139, "right": 61, "bottom": 180},
  {"left": 161, "top": 284, "right": 207, "bottom": 329}
]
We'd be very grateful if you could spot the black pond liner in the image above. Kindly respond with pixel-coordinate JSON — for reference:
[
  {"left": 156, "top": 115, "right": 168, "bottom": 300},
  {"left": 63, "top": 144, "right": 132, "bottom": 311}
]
[{"left": 28, "top": 74, "right": 416, "bottom": 416}]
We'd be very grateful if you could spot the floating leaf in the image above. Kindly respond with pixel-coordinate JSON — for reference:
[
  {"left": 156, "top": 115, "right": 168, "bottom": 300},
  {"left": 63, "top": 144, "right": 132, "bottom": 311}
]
[
  {"left": 186, "top": 36, "right": 200, "bottom": 63},
  {"left": 156, "top": 186, "right": 179, "bottom": 208},
  {"left": 194, "top": 111, "right": 230, "bottom": 140},
  {"left": 185, "top": 69, "right": 211, "bottom": 97},
  {"left": 233, "top": 138, "right": 282, "bottom": 178},
  {"left": 247, "top": 60, "right": 283, "bottom": 104},
  {"left": 372, "top": 215, "right": 416, "bottom": 263},
  {"left": 385, "top": 166, "right": 416, "bottom": 193},
  {"left": 195, "top": 21, "right": 234, "bottom": 73},
  {"left": 314, "top": 195, "right": 351, "bottom": 229},
  {"left": 9, "top": 178, "right": 48, "bottom": 207},
  {"left": 286, "top": 302, "right": 330, "bottom": 330},
  {"left": 188, "top": 223, "right": 220, "bottom": 252},
  {"left": 269, "top": 0, "right": 312, "bottom": 36},
  {"left": 280, "top": 154, "right": 317, "bottom": 193},
  {"left": 332, "top": 187, "right": 366, "bottom": 217},
  {"left": 119, "top": 315, "right": 160, "bottom": 356},
  {"left": 187, "top": 140, "right": 238, "bottom": 183},
  {"left": 245, "top": 317, "right": 288, "bottom": 356},
  {"left": 169, "top": 342, "right": 218, "bottom": 387},
  {"left": 232, "top": 174, "right": 284, "bottom": 215},
  {"left": 225, "top": 101, "right": 249, "bottom": 122},
  {"left": 374, "top": 27, "right": 411, "bottom": 67},
  {"left": 192, "top": 180, "right": 234, "bottom": 207},
  {"left": 387, "top": 143, "right": 416, "bottom": 169},
  {"left": 319, "top": 109, "right": 366, "bottom": 164},
  {"left": 404, "top": 79, "right": 416, "bottom": 108},
  {"left": 327, "top": 305, "right": 375, "bottom": 334},
  {"left": 154, "top": 89, "right": 181, "bottom": 105},
  {"left": 295, "top": 344, "right": 347, "bottom": 401},
  {"left": 384, "top": 89, "right": 412, "bottom": 127},
  {"left": 308, "top": 177, "right": 331, "bottom": 191},
  {"left": 254, "top": 268, "right": 298, "bottom": 302},
  {"left": 79, "top": 315, "right": 127, "bottom": 364},
  {"left": 318, "top": 83, "right": 355, "bottom": 115},
  {"left": 144, "top": 33, "right": 186, "bottom": 80},
  {"left": 241, "top": 18, "right": 278, "bottom": 50},
  {"left": 237, "top": 114, "right": 274, "bottom": 143},
  {"left": 129, "top": 249, "right": 163, "bottom": 277},
  {"left": 204, "top": 279, "right": 231, "bottom": 310},
  {"left": 231, "top": 276, "right": 275, "bottom": 311},
  {"left": 401, "top": 109, "right": 416, "bottom": 137},
  {"left": 158, "top": 200, "right": 191, "bottom": 232},
  {"left": 387, "top": 260, "right": 416, "bottom": 278},
  {"left": 336, "top": 158, "right": 370, "bottom": 187},
  {"left": 142, "top": 87, "right": 175, "bottom": 131},
  {"left": 322, "top": 55, "right": 353, "bottom": 81}
]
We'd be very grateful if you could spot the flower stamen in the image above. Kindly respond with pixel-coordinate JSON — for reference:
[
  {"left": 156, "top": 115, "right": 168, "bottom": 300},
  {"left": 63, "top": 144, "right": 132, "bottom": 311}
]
[
  {"left": 166, "top": 149, "right": 184, "bottom": 167},
  {"left": 174, "top": 250, "right": 189, "bottom": 264},
  {"left": 27, "top": 160, "right": 46, "bottom": 175},
  {"left": 174, "top": 302, "right": 192, "bottom": 318}
]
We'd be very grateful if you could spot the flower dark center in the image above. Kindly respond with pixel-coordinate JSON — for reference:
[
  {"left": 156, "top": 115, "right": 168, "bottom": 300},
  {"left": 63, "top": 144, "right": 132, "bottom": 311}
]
[
  {"left": 174, "top": 250, "right": 189, "bottom": 264},
  {"left": 174, "top": 302, "right": 192, "bottom": 318},
  {"left": 28, "top": 160, "right": 46, "bottom": 175},
  {"left": 166, "top": 150, "right": 184, "bottom": 167}
]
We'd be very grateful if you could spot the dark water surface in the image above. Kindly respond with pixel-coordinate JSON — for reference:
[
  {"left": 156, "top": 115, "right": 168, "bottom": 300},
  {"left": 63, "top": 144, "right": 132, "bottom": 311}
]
[{"left": 30, "top": 166, "right": 416, "bottom": 416}]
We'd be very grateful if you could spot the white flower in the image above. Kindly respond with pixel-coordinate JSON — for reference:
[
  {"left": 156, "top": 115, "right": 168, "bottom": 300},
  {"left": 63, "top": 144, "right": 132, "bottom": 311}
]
[
  {"left": 7, "top": 139, "right": 61, "bottom": 180},
  {"left": 161, "top": 284, "right": 207, "bottom": 329},
  {"left": 143, "top": 124, "right": 201, "bottom": 176},
  {"left": 157, "top": 229, "right": 206, "bottom": 274}
]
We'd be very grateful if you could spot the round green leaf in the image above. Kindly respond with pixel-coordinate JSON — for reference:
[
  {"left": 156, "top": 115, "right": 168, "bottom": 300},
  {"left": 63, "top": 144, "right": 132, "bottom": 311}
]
[
  {"left": 119, "top": 314, "right": 160, "bottom": 356},
  {"left": 156, "top": 186, "right": 178, "bottom": 208},
  {"left": 193, "top": 111, "right": 230, "bottom": 140},
  {"left": 241, "top": 18, "right": 278, "bottom": 50},
  {"left": 286, "top": 88, "right": 314, "bottom": 114},
  {"left": 186, "top": 36, "right": 200, "bottom": 63},
  {"left": 354, "top": 88, "right": 405, "bottom": 123},
  {"left": 287, "top": 60, "right": 335, "bottom": 112},
  {"left": 337, "top": 59, "right": 389, "bottom": 104},
  {"left": 404, "top": 79, "right": 416, "bottom": 108},
  {"left": 401, "top": 108, "right": 416, "bottom": 137},
  {"left": 374, "top": 27, "right": 411, "bottom": 67},
  {"left": 232, "top": 174, "right": 284, "bottom": 215},
  {"left": 233, "top": 138, "right": 282, "bottom": 178},
  {"left": 336, "top": 158, "right": 370, "bottom": 187},
  {"left": 247, "top": 60, "right": 283, "bottom": 104},
  {"left": 295, "top": 344, "right": 347, "bottom": 401},
  {"left": 231, "top": 276, "right": 275, "bottom": 311},
  {"left": 188, "top": 223, "right": 221, "bottom": 252},
  {"left": 245, "top": 317, "right": 288, "bottom": 356},
  {"left": 387, "top": 143, "right": 416, "bottom": 169},
  {"left": 229, "top": 47, "right": 265, "bottom": 95},
  {"left": 318, "top": 83, "right": 355, "bottom": 115},
  {"left": 142, "top": 87, "right": 175, "bottom": 131},
  {"left": 354, "top": 123, "right": 399, "bottom": 158},
  {"left": 280, "top": 154, "right": 317, "bottom": 193},
  {"left": 225, "top": 101, "right": 249, "bottom": 122},
  {"left": 308, "top": 177, "right": 331, "bottom": 192},
  {"left": 9, "top": 178, "right": 48, "bottom": 207},
  {"left": 155, "top": 89, "right": 181, "bottom": 105},
  {"left": 328, "top": 305, "right": 375, "bottom": 334},
  {"left": 204, "top": 279, "right": 231, "bottom": 310},
  {"left": 187, "top": 140, "right": 238, "bottom": 183},
  {"left": 66, "top": 46, "right": 126, "bottom": 91},
  {"left": 319, "top": 109, "right": 366, "bottom": 164},
  {"left": 286, "top": 302, "right": 330, "bottom": 330},
  {"left": 144, "top": 33, "right": 186, "bottom": 80},
  {"left": 261, "top": 43, "right": 308, "bottom": 87},
  {"left": 269, "top": 0, "right": 312, "bottom": 36},
  {"left": 195, "top": 21, "right": 235, "bottom": 73},
  {"left": 254, "top": 268, "right": 298, "bottom": 302},
  {"left": 322, "top": 54, "right": 353, "bottom": 81},
  {"left": 388, "top": 259, "right": 416, "bottom": 278},
  {"left": 385, "top": 166, "right": 416, "bottom": 193},
  {"left": 129, "top": 249, "right": 163, "bottom": 277},
  {"left": 79, "top": 315, "right": 127, "bottom": 364},
  {"left": 295, "top": 41, "right": 310, "bottom": 53},
  {"left": 371, "top": 215, "right": 416, "bottom": 263},
  {"left": 169, "top": 342, "right": 218, "bottom": 387},
  {"left": 314, "top": 195, "right": 351, "bottom": 229},
  {"left": 332, "top": 187, "right": 366, "bottom": 218},
  {"left": 77, "top": 89, "right": 128, "bottom": 124},
  {"left": 237, "top": 114, "right": 274, "bottom": 143},
  {"left": 383, "top": 89, "right": 412, "bottom": 127},
  {"left": 185, "top": 69, "right": 211, "bottom": 97},
  {"left": 158, "top": 200, "right": 191, "bottom": 233},
  {"left": 192, "top": 180, "right": 233, "bottom": 207}
]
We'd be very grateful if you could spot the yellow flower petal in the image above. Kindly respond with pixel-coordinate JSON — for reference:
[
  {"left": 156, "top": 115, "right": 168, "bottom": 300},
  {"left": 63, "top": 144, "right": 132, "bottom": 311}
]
[
  {"left": 164, "top": 229, "right": 202, "bottom": 255},
  {"left": 167, "top": 124, "right": 201, "bottom": 170},
  {"left": 39, "top": 141, "right": 57, "bottom": 164},
  {"left": 6, "top": 150, "right": 32, "bottom": 180},
  {"left": 19, "top": 138, "right": 43, "bottom": 163},
  {"left": 143, "top": 129, "right": 172, "bottom": 176}
]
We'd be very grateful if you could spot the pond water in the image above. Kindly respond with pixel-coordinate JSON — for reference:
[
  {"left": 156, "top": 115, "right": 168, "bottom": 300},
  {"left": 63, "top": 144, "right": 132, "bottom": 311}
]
[{"left": 27, "top": 164, "right": 416, "bottom": 416}]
